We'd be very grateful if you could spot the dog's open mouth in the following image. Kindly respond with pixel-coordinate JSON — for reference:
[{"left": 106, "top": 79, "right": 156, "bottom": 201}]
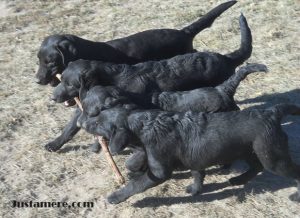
[{"left": 64, "top": 99, "right": 76, "bottom": 107}]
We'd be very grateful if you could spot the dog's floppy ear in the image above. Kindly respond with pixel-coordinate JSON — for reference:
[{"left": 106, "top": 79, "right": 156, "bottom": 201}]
[
  {"left": 79, "top": 75, "right": 88, "bottom": 101},
  {"left": 55, "top": 39, "right": 78, "bottom": 66},
  {"left": 109, "top": 128, "right": 130, "bottom": 155}
]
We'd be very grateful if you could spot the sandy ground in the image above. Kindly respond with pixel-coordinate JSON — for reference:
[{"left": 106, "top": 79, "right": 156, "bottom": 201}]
[{"left": 0, "top": 0, "right": 299, "bottom": 217}]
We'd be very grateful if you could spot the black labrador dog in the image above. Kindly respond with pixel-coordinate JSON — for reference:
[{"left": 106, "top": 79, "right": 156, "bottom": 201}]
[
  {"left": 77, "top": 104, "right": 300, "bottom": 204},
  {"left": 78, "top": 64, "right": 267, "bottom": 116},
  {"left": 36, "top": 1, "right": 236, "bottom": 86},
  {"left": 47, "top": 14, "right": 252, "bottom": 152},
  {"left": 75, "top": 63, "right": 267, "bottom": 172}
]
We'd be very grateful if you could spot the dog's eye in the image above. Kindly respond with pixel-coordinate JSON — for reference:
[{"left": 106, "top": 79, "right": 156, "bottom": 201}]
[
  {"left": 45, "top": 59, "right": 55, "bottom": 65},
  {"left": 88, "top": 108, "right": 100, "bottom": 117},
  {"left": 63, "top": 81, "right": 72, "bottom": 87},
  {"left": 66, "top": 83, "right": 72, "bottom": 88}
]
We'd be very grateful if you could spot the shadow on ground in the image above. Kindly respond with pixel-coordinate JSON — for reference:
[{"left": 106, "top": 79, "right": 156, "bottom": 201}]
[
  {"left": 237, "top": 89, "right": 300, "bottom": 109},
  {"left": 133, "top": 171, "right": 296, "bottom": 208}
]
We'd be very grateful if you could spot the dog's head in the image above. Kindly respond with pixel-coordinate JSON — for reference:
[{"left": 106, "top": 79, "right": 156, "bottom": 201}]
[
  {"left": 77, "top": 83, "right": 136, "bottom": 125},
  {"left": 51, "top": 59, "right": 115, "bottom": 106},
  {"left": 51, "top": 60, "right": 92, "bottom": 105},
  {"left": 77, "top": 84, "right": 133, "bottom": 154},
  {"left": 78, "top": 104, "right": 131, "bottom": 154},
  {"left": 36, "top": 34, "right": 78, "bottom": 86}
]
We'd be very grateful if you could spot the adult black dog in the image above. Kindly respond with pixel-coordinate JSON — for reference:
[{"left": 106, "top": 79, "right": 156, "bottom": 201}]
[
  {"left": 47, "top": 13, "right": 252, "bottom": 152},
  {"left": 35, "top": 1, "right": 236, "bottom": 86},
  {"left": 77, "top": 104, "right": 300, "bottom": 204}
]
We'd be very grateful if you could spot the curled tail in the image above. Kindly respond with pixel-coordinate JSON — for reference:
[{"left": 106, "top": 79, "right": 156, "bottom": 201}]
[
  {"left": 217, "top": 63, "right": 268, "bottom": 98},
  {"left": 226, "top": 13, "right": 252, "bottom": 66},
  {"left": 270, "top": 104, "right": 300, "bottom": 121},
  {"left": 181, "top": 1, "right": 237, "bottom": 37}
]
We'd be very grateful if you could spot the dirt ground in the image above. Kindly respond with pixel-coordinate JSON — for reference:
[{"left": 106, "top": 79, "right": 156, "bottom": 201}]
[{"left": 0, "top": 0, "right": 299, "bottom": 217}]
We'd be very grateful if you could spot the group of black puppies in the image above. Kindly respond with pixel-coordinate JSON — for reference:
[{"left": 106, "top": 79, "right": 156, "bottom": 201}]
[{"left": 35, "top": 1, "right": 300, "bottom": 204}]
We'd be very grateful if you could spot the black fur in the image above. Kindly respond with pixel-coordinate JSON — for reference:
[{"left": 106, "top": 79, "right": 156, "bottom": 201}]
[
  {"left": 78, "top": 104, "right": 300, "bottom": 204},
  {"left": 35, "top": 1, "right": 236, "bottom": 86},
  {"left": 82, "top": 63, "right": 267, "bottom": 114},
  {"left": 52, "top": 14, "right": 252, "bottom": 103},
  {"left": 76, "top": 63, "right": 266, "bottom": 172},
  {"left": 46, "top": 14, "right": 252, "bottom": 152}
]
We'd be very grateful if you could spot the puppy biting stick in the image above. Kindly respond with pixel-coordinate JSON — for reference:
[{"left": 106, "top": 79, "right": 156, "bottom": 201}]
[{"left": 56, "top": 74, "right": 125, "bottom": 185}]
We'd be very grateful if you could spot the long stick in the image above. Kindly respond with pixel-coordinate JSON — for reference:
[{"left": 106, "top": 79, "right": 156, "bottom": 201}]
[{"left": 56, "top": 74, "right": 125, "bottom": 184}]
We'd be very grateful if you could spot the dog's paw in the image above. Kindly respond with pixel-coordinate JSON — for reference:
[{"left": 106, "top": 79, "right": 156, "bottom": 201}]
[
  {"left": 218, "top": 164, "right": 231, "bottom": 175},
  {"left": 89, "top": 143, "right": 102, "bottom": 153},
  {"left": 107, "top": 191, "right": 126, "bottom": 204},
  {"left": 44, "top": 142, "right": 61, "bottom": 152},
  {"left": 186, "top": 184, "right": 202, "bottom": 196},
  {"left": 289, "top": 192, "right": 300, "bottom": 202}
]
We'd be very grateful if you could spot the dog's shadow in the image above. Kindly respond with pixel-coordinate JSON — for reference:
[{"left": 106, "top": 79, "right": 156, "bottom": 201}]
[
  {"left": 133, "top": 171, "right": 296, "bottom": 208},
  {"left": 58, "top": 145, "right": 134, "bottom": 155},
  {"left": 237, "top": 88, "right": 300, "bottom": 108}
]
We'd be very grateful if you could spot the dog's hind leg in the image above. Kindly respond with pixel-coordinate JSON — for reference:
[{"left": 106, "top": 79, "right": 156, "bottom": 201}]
[
  {"left": 289, "top": 181, "right": 300, "bottom": 202},
  {"left": 229, "top": 154, "right": 263, "bottom": 186},
  {"left": 253, "top": 132, "right": 300, "bottom": 202},
  {"left": 186, "top": 170, "right": 206, "bottom": 195},
  {"left": 45, "top": 108, "right": 81, "bottom": 152},
  {"left": 267, "top": 159, "right": 300, "bottom": 202}
]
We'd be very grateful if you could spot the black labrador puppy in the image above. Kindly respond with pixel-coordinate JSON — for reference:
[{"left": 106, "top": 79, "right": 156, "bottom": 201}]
[
  {"left": 75, "top": 63, "right": 267, "bottom": 173},
  {"left": 47, "top": 14, "right": 252, "bottom": 152},
  {"left": 77, "top": 104, "right": 300, "bottom": 204},
  {"left": 36, "top": 1, "right": 236, "bottom": 86}
]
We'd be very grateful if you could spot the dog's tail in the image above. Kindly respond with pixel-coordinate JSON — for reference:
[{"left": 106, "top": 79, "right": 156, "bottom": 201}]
[
  {"left": 225, "top": 13, "right": 252, "bottom": 66},
  {"left": 270, "top": 104, "right": 300, "bottom": 121},
  {"left": 181, "top": 1, "right": 237, "bottom": 37},
  {"left": 217, "top": 63, "right": 268, "bottom": 98}
]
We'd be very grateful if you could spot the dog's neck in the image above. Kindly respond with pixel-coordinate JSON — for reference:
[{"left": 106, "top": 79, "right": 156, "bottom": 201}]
[
  {"left": 126, "top": 110, "right": 163, "bottom": 135},
  {"left": 91, "top": 62, "right": 129, "bottom": 86},
  {"left": 74, "top": 36, "right": 137, "bottom": 64}
]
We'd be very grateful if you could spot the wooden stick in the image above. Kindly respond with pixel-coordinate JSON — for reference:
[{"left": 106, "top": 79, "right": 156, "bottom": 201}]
[{"left": 56, "top": 74, "right": 125, "bottom": 184}]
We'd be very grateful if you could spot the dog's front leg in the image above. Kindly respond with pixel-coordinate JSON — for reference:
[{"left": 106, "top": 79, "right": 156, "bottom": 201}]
[
  {"left": 186, "top": 170, "right": 206, "bottom": 195},
  {"left": 45, "top": 108, "right": 81, "bottom": 152},
  {"left": 126, "top": 148, "right": 147, "bottom": 178},
  {"left": 107, "top": 170, "right": 165, "bottom": 204}
]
